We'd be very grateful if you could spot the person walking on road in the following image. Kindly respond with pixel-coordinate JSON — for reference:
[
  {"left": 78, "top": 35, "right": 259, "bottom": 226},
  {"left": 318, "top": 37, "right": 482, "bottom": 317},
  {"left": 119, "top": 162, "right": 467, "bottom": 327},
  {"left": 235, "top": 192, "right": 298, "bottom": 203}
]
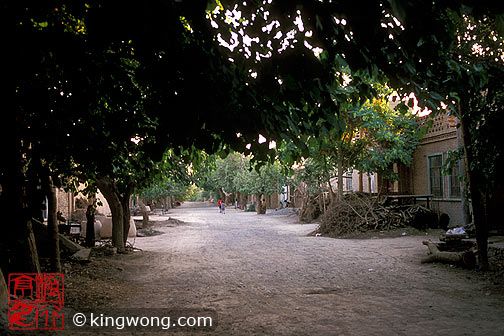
[
  {"left": 218, "top": 199, "right": 222, "bottom": 213},
  {"left": 221, "top": 202, "right": 226, "bottom": 214}
]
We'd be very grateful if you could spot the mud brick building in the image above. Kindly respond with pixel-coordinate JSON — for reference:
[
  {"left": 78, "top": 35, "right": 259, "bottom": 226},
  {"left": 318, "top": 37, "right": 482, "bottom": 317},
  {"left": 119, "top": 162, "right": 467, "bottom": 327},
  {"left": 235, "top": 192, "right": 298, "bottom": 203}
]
[
  {"left": 348, "top": 112, "right": 502, "bottom": 232},
  {"left": 407, "top": 114, "right": 466, "bottom": 226},
  {"left": 44, "top": 187, "right": 112, "bottom": 223},
  {"left": 345, "top": 113, "right": 467, "bottom": 227}
]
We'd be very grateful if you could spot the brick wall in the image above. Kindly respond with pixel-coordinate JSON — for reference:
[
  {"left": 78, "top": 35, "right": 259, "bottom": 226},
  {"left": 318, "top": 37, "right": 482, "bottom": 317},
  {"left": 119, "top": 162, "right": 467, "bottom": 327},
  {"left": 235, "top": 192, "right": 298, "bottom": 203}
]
[{"left": 411, "top": 114, "right": 464, "bottom": 226}]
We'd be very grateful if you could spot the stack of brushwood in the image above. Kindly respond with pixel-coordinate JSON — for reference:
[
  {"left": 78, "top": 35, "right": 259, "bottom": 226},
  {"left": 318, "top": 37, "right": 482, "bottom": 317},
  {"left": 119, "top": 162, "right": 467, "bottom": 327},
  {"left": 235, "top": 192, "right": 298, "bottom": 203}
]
[
  {"left": 319, "top": 193, "right": 436, "bottom": 236},
  {"left": 299, "top": 193, "right": 324, "bottom": 222}
]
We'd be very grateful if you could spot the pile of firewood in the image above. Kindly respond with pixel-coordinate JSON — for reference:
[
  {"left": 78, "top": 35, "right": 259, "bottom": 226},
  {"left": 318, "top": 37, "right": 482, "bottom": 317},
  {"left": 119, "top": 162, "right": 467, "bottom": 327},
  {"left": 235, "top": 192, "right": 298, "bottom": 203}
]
[{"left": 319, "top": 193, "right": 436, "bottom": 236}]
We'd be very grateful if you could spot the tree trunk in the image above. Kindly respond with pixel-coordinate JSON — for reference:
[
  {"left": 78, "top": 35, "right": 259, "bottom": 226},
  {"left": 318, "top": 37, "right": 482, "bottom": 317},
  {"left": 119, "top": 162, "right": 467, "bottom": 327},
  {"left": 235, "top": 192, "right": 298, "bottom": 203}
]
[
  {"left": 85, "top": 203, "right": 95, "bottom": 248},
  {"left": 337, "top": 156, "right": 344, "bottom": 200},
  {"left": 24, "top": 220, "right": 40, "bottom": 273},
  {"left": 319, "top": 192, "right": 325, "bottom": 215},
  {"left": 421, "top": 240, "right": 476, "bottom": 268},
  {"left": 238, "top": 193, "right": 245, "bottom": 210},
  {"left": 298, "top": 189, "right": 309, "bottom": 221},
  {"left": 121, "top": 187, "right": 133, "bottom": 246},
  {"left": 96, "top": 177, "right": 125, "bottom": 253},
  {"left": 139, "top": 199, "right": 150, "bottom": 228},
  {"left": 256, "top": 194, "right": 265, "bottom": 214},
  {"left": 218, "top": 188, "right": 225, "bottom": 202},
  {"left": 2, "top": 79, "right": 41, "bottom": 273},
  {"left": 459, "top": 105, "right": 489, "bottom": 269},
  {"left": 456, "top": 118, "right": 473, "bottom": 227},
  {"left": 359, "top": 172, "right": 363, "bottom": 193},
  {"left": 0, "top": 267, "right": 8, "bottom": 308},
  {"left": 323, "top": 157, "right": 335, "bottom": 203},
  {"left": 45, "top": 181, "right": 61, "bottom": 272},
  {"left": 1, "top": 137, "right": 41, "bottom": 274}
]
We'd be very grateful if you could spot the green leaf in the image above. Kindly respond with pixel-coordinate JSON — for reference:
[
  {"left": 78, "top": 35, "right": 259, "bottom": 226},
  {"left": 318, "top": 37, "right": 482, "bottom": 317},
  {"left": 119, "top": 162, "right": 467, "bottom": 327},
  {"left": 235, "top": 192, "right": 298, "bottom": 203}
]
[
  {"left": 496, "top": 14, "right": 504, "bottom": 37},
  {"left": 389, "top": 0, "right": 406, "bottom": 25},
  {"left": 335, "top": 54, "right": 348, "bottom": 68},
  {"left": 449, "top": 92, "right": 460, "bottom": 103},
  {"left": 405, "top": 61, "right": 416, "bottom": 75},
  {"left": 430, "top": 91, "right": 444, "bottom": 102}
]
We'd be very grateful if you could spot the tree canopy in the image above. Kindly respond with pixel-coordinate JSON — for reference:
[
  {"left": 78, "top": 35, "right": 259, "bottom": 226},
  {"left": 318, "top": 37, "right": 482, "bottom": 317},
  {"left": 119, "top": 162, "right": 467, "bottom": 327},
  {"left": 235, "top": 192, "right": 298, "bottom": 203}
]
[{"left": 2, "top": 0, "right": 504, "bottom": 271}]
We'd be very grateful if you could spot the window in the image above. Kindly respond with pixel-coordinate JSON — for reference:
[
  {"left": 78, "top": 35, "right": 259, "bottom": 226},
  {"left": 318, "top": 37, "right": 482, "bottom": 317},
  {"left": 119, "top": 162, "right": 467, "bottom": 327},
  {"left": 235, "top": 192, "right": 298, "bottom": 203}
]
[
  {"left": 346, "top": 172, "right": 353, "bottom": 191},
  {"left": 369, "top": 173, "right": 375, "bottom": 193},
  {"left": 449, "top": 165, "right": 461, "bottom": 198},
  {"left": 428, "top": 154, "right": 443, "bottom": 197}
]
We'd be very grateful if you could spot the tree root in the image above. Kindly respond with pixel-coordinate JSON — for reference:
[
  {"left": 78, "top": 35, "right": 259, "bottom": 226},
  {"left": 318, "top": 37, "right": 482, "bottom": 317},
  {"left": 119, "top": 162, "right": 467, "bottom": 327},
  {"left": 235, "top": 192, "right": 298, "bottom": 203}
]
[{"left": 421, "top": 240, "right": 476, "bottom": 269}]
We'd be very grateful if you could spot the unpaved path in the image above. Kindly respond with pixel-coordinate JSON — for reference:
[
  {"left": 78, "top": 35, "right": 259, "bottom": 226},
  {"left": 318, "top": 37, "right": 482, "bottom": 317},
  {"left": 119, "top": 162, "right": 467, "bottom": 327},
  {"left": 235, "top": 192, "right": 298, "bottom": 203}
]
[{"left": 99, "top": 202, "right": 504, "bottom": 335}]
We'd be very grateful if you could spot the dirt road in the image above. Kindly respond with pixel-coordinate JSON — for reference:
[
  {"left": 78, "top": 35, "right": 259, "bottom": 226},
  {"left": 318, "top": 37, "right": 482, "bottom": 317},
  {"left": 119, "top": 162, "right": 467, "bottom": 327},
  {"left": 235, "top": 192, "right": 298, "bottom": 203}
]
[
  {"left": 3, "top": 203, "right": 500, "bottom": 335},
  {"left": 87, "top": 202, "right": 501, "bottom": 336}
]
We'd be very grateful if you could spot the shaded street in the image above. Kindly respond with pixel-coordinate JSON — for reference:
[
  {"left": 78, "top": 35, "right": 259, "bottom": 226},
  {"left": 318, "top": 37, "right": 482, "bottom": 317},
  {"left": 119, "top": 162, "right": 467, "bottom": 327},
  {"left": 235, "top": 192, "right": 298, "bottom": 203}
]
[{"left": 105, "top": 203, "right": 504, "bottom": 335}]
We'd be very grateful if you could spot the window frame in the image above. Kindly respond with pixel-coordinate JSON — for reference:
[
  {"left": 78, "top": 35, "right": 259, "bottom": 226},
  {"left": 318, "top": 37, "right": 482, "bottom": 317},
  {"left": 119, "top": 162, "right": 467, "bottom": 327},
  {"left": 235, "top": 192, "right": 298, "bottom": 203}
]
[
  {"left": 427, "top": 153, "right": 444, "bottom": 197},
  {"left": 346, "top": 171, "right": 353, "bottom": 191},
  {"left": 448, "top": 161, "right": 462, "bottom": 199}
]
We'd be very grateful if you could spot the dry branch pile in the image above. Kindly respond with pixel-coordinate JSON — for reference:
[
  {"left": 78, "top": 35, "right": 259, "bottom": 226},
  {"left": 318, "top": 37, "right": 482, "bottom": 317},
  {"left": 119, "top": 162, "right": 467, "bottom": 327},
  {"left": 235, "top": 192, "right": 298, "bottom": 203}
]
[
  {"left": 299, "top": 195, "right": 323, "bottom": 222},
  {"left": 319, "top": 193, "right": 436, "bottom": 236}
]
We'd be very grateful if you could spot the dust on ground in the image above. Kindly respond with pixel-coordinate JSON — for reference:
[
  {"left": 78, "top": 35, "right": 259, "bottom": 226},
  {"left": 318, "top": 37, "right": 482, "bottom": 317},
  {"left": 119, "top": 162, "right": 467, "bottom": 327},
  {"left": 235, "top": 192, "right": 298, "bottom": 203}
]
[
  {"left": 59, "top": 202, "right": 504, "bottom": 335},
  {"left": 63, "top": 216, "right": 186, "bottom": 307},
  {"left": 321, "top": 226, "right": 443, "bottom": 239}
]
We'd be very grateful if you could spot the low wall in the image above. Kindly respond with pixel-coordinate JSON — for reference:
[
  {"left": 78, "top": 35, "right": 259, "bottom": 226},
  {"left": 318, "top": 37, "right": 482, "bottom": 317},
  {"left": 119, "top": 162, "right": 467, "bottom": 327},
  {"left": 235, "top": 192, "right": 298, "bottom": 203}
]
[{"left": 84, "top": 216, "right": 137, "bottom": 238}]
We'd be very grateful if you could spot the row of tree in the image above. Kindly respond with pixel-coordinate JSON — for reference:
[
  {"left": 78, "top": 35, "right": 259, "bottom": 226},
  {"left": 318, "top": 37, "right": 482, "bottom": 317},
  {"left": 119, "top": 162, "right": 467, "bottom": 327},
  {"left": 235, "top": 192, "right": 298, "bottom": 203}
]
[
  {"left": 208, "top": 1, "right": 504, "bottom": 269},
  {"left": 283, "top": 83, "right": 420, "bottom": 202},
  {"left": 2, "top": 1, "right": 278, "bottom": 276},
  {"left": 195, "top": 81, "right": 419, "bottom": 217},
  {"left": 2, "top": 1, "right": 503, "bottom": 278},
  {"left": 193, "top": 153, "right": 287, "bottom": 213}
]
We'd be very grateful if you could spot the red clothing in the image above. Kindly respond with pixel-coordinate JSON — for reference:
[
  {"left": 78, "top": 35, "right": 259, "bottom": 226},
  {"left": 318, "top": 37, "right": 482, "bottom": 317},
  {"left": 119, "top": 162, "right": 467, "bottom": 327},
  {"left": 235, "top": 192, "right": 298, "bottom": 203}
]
[{"left": 218, "top": 200, "right": 222, "bottom": 207}]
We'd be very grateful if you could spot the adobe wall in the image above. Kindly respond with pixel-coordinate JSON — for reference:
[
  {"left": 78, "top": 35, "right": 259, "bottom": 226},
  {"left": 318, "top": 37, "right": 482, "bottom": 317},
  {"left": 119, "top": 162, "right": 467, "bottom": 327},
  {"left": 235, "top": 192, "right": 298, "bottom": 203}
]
[
  {"left": 55, "top": 186, "right": 113, "bottom": 222},
  {"left": 265, "top": 193, "right": 280, "bottom": 209},
  {"left": 411, "top": 114, "right": 464, "bottom": 226},
  {"left": 350, "top": 171, "right": 378, "bottom": 193},
  {"left": 95, "top": 189, "right": 111, "bottom": 216},
  {"left": 73, "top": 187, "right": 111, "bottom": 216},
  {"left": 56, "top": 189, "right": 73, "bottom": 220}
]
